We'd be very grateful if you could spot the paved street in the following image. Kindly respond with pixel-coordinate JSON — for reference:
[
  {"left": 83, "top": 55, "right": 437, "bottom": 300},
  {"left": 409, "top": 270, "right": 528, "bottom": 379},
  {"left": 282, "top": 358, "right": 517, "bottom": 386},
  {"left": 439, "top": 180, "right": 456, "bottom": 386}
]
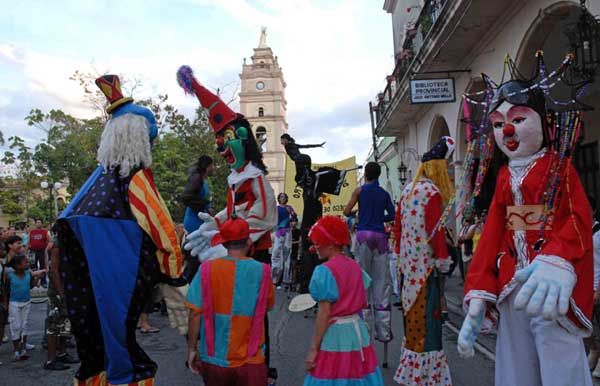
[{"left": 0, "top": 280, "right": 496, "bottom": 386}]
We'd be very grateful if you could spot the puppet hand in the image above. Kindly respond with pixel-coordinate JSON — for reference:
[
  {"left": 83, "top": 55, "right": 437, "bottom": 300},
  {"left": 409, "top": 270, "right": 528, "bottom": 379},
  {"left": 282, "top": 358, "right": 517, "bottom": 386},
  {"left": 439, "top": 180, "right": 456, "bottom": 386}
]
[
  {"left": 198, "top": 245, "right": 228, "bottom": 262},
  {"left": 161, "top": 283, "right": 189, "bottom": 335},
  {"left": 435, "top": 257, "right": 452, "bottom": 273},
  {"left": 457, "top": 298, "right": 486, "bottom": 358},
  {"left": 320, "top": 142, "right": 326, "bottom": 147},
  {"left": 184, "top": 213, "right": 219, "bottom": 259},
  {"left": 514, "top": 255, "right": 576, "bottom": 320}
]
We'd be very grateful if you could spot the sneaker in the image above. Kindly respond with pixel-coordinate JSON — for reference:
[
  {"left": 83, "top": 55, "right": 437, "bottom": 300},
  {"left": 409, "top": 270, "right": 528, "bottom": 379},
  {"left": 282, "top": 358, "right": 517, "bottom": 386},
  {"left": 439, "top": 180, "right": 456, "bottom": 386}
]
[
  {"left": 25, "top": 343, "right": 35, "bottom": 350},
  {"left": 44, "top": 360, "right": 70, "bottom": 371},
  {"left": 57, "top": 353, "right": 80, "bottom": 364}
]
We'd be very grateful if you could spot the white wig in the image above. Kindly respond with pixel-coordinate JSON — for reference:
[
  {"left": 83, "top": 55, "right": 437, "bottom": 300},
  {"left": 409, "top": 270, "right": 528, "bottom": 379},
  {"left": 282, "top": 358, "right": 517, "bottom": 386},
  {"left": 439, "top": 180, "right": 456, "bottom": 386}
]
[{"left": 97, "top": 113, "right": 152, "bottom": 178}]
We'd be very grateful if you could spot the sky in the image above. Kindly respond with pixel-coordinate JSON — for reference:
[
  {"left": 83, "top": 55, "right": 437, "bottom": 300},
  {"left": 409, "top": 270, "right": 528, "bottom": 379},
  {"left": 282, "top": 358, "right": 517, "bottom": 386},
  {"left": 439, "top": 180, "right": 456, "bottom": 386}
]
[{"left": 0, "top": 0, "right": 394, "bottom": 164}]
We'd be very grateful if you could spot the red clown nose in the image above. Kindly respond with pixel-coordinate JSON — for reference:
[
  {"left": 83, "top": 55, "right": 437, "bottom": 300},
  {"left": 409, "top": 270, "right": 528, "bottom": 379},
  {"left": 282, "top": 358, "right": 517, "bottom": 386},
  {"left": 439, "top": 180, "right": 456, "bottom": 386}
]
[{"left": 503, "top": 123, "right": 516, "bottom": 136}]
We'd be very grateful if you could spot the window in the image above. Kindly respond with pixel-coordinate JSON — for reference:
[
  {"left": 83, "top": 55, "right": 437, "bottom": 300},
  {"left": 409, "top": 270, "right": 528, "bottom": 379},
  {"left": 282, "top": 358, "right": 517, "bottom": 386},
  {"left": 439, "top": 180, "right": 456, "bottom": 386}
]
[{"left": 258, "top": 107, "right": 264, "bottom": 117}]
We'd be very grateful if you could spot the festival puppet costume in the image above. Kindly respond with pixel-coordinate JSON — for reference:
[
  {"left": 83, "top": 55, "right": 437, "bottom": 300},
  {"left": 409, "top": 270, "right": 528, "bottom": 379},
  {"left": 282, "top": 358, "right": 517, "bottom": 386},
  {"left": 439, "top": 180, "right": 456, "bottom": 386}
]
[
  {"left": 393, "top": 136, "right": 454, "bottom": 386},
  {"left": 457, "top": 52, "right": 593, "bottom": 386},
  {"left": 176, "top": 65, "right": 278, "bottom": 380},
  {"left": 57, "top": 74, "right": 183, "bottom": 386},
  {"left": 272, "top": 193, "right": 297, "bottom": 287}
]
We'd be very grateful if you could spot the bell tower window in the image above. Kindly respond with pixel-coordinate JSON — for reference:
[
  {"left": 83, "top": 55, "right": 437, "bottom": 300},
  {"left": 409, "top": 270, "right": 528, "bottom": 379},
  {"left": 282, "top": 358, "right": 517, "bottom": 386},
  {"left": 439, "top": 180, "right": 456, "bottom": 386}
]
[{"left": 258, "top": 107, "right": 264, "bottom": 117}]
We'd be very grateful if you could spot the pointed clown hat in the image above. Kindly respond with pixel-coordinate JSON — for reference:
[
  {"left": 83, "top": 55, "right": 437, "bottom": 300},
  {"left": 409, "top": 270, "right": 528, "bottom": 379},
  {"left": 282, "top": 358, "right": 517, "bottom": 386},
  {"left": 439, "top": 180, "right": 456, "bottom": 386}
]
[
  {"left": 95, "top": 75, "right": 134, "bottom": 114},
  {"left": 422, "top": 136, "right": 455, "bottom": 162},
  {"left": 176, "top": 66, "right": 240, "bottom": 133}
]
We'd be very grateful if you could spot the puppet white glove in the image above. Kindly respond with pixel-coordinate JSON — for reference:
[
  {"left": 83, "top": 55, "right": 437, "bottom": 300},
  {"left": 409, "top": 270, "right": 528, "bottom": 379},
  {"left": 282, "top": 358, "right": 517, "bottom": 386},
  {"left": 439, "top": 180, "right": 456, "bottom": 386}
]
[
  {"left": 435, "top": 257, "right": 452, "bottom": 273},
  {"left": 457, "top": 298, "right": 486, "bottom": 358},
  {"left": 160, "top": 283, "right": 189, "bottom": 335},
  {"left": 184, "top": 212, "right": 223, "bottom": 262},
  {"left": 514, "top": 255, "right": 576, "bottom": 320}
]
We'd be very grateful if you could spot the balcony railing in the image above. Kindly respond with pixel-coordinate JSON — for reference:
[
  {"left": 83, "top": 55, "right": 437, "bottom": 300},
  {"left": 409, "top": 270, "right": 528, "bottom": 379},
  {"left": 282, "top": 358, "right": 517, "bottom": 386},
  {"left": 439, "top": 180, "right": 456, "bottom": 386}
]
[{"left": 370, "top": 0, "right": 449, "bottom": 132}]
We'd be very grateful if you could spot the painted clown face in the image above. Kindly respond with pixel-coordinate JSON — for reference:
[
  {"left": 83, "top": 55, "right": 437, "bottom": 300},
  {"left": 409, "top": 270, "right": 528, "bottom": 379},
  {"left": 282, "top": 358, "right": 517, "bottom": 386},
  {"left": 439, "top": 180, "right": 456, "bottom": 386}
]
[
  {"left": 216, "top": 125, "right": 248, "bottom": 171},
  {"left": 489, "top": 101, "right": 544, "bottom": 160}
]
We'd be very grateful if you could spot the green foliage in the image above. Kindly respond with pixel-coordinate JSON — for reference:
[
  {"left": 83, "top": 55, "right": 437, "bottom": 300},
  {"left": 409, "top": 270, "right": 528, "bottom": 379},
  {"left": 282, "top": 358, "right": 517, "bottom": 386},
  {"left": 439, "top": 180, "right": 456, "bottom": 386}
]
[{"left": 0, "top": 73, "right": 230, "bottom": 224}]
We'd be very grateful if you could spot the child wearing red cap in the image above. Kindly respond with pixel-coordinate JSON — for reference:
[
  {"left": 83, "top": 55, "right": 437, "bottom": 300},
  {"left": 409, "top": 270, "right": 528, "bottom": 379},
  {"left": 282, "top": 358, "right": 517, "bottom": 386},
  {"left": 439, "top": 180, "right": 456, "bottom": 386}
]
[
  {"left": 303, "top": 216, "right": 384, "bottom": 386},
  {"left": 185, "top": 216, "right": 275, "bottom": 386}
]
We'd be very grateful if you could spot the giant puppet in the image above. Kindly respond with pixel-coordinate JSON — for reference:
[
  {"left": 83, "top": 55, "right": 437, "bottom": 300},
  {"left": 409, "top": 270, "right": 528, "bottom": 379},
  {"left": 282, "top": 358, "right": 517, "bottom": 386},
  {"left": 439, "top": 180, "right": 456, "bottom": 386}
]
[
  {"left": 57, "top": 75, "right": 183, "bottom": 386},
  {"left": 457, "top": 52, "right": 594, "bottom": 386},
  {"left": 175, "top": 65, "right": 278, "bottom": 380},
  {"left": 393, "top": 137, "right": 454, "bottom": 386}
]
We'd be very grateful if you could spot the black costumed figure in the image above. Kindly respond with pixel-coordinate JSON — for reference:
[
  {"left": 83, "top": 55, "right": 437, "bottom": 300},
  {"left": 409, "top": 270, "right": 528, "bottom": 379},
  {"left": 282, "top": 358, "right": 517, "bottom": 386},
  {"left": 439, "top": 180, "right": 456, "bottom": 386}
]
[
  {"left": 56, "top": 75, "right": 183, "bottom": 386},
  {"left": 280, "top": 134, "right": 357, "bottom": 293},
  {"left": 175, "top": 65, "right": 280, "bottom": 383}
]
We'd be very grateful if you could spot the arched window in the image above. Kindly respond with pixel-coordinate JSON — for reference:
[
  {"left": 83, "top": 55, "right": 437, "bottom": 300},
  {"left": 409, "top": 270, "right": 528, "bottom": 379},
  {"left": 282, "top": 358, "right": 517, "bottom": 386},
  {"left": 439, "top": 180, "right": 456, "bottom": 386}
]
[
  {"left": 256, "top": 126, "right": 267, "bottom": 152},
  {"left": 258, "top": 107, "right": 264, "bottom": 117}
]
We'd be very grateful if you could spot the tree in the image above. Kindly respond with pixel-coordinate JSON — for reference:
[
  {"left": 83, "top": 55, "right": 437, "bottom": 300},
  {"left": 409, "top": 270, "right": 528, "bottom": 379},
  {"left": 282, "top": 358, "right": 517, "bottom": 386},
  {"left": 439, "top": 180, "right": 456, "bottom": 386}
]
[{"left": 1, "top": 135, "right": 39, "bottom": 222}]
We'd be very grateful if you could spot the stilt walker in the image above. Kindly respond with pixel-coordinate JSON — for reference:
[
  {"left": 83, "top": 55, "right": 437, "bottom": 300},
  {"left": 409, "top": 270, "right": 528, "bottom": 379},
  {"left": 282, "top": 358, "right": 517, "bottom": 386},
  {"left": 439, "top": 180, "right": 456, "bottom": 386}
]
[
  {"left": 176, "top": 66, "right": 279, "bottom": 383},
  {"left": 457, "top": 52, "right": 593, "bottom": 386},
  {"left": 393, "top": 137, "right": 454, "bottom": 386},
  {"left": 57, "top": 75, "right": 183, "bottom": 385},
  {"left": 343, "top": 162, "right": 396, "bottom": 367}
]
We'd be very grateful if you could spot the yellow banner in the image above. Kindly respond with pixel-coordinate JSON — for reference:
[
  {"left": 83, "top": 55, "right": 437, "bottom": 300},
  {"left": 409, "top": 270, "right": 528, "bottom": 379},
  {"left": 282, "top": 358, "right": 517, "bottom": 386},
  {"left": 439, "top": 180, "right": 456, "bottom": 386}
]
[{"left": 284, "top": 156, "right": 358, "bottom": 217}]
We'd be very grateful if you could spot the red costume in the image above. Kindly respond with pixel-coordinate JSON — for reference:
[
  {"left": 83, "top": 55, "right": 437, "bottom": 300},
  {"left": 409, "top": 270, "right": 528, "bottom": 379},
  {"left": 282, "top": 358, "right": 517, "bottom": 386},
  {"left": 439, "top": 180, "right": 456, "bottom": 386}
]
[{"left": 465, "top": 151, "right": 593, "bottom": 334}]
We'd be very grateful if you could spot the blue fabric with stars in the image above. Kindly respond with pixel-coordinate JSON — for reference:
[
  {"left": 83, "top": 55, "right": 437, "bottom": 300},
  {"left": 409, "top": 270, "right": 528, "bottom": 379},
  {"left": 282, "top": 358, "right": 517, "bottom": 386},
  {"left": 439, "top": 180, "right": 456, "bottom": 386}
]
[{"left": 58, "top": 166, "right": 160, "bottom": 384}]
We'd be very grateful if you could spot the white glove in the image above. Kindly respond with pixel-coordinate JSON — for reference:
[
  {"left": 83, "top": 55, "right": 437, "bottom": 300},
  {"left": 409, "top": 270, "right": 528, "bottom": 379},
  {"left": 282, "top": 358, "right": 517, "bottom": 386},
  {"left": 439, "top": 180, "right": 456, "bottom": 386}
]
[
  {"left": 184, "top": 212, "right": 219, "bottom": 261},
  {"left": 514, "top": 255, "right": 576, "bottom": 320},
  {"left": 457, "top": 298, "right": 486, "bottom": 358},
  {"left": 160, "top": 283, "right": 189, "bottom": 335},
  {"left": 435, "top": 257, "right": 452, "bottom": 273}
]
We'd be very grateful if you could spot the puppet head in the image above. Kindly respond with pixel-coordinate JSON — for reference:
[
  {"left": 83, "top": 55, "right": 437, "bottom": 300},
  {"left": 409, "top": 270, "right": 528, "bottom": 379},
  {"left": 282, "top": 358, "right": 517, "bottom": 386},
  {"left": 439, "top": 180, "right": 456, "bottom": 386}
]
[
  {"left": 412, "top": 136, "right": 455, "bottom": 204},
  {"left": 177, "top": 66, "right": 267, "bottom": 173},
  {"left": 488, "top": 80, "right": 547, "bottom": 160},
  {"left": 95, "top": 75, "right": 158, "bottom": 178}
]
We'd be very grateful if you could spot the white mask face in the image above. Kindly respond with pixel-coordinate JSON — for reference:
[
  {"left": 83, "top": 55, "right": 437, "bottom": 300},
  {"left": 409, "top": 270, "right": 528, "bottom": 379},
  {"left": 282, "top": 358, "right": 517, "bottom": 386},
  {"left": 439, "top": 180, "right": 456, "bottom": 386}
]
[{"left": 489, "top": 101, "right": 544, "bottom": 160}]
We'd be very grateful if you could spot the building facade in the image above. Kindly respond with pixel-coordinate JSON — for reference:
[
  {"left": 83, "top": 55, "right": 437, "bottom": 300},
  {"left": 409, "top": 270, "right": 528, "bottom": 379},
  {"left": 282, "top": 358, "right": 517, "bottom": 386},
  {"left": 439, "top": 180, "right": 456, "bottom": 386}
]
[
  {"left": 369, "top": 0, "right": 600, "bottom": 216},
  {"left": 239, "top": 28, "right": 288, "bottom": 195}
]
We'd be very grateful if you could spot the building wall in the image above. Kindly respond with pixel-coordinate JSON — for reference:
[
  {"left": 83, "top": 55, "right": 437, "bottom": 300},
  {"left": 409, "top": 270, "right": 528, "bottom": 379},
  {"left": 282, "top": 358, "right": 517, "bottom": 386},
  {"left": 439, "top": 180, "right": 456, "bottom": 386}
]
[{"left": 377, "top": 0, "right": 600, "bottom": 224}]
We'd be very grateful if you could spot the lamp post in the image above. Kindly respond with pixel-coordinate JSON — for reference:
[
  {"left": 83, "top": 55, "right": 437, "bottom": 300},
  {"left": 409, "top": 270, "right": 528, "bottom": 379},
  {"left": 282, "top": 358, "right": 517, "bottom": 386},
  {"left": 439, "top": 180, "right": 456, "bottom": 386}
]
[
  {"left": 41, "top": 181, "right": 63, "bottom": 219},
  {"left": 566, "top": 0, "right": 600, "bottom": 82},
  {"left": 398, "top": 148, "right": 420, "bottom": 185}
]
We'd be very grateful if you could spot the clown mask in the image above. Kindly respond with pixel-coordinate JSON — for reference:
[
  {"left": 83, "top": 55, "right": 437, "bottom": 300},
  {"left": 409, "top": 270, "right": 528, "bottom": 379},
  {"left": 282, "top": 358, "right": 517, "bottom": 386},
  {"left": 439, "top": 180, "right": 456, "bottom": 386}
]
[
  {"left": 490, "top": 101, "right": 544, "bottom": 160},
  {"left": 216, "top": 125, "right": 248, "bottom": 171}
]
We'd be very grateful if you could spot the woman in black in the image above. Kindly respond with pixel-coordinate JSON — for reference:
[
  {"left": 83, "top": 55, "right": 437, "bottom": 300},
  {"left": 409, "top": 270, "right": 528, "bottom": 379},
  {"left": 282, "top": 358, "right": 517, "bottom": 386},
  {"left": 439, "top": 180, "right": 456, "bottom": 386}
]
[{"left": 280, "top": 134, "right": 324, "bottom": 186}]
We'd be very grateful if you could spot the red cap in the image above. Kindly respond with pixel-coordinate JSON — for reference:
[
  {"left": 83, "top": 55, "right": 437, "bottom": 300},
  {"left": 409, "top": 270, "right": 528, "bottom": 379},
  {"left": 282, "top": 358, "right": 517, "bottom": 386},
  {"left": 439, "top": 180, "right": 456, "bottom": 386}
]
[
  {"left": 308, "top": 216, "right": 351, "bottom": 246},
  {"left": 177, "top": 66, "right": 239, "bottom": 133},
  {"left": 211, "top": 216, "right": 250, "bottom": 247}
]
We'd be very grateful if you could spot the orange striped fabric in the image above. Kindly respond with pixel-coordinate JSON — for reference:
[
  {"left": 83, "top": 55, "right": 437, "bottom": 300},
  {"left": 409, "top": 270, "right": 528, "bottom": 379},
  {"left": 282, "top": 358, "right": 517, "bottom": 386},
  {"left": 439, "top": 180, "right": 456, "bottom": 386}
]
[{"left": 128, "top": 169, "right": 182, "bottom": 278}]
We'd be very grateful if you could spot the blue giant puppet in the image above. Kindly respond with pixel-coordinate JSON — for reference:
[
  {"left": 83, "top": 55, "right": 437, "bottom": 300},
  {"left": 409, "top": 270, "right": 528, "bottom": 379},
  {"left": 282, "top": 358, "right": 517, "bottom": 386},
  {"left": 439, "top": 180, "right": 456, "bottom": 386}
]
[{"left": 57, "top": 75, "right": 182, "bottom": 386}]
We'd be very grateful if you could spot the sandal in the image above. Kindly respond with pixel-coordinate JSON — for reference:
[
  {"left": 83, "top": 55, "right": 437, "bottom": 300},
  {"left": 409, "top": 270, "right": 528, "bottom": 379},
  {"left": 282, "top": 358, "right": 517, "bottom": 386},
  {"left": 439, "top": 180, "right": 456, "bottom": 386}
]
[{"left": 140, "top": 327, "right": 160, "bottom": 334}]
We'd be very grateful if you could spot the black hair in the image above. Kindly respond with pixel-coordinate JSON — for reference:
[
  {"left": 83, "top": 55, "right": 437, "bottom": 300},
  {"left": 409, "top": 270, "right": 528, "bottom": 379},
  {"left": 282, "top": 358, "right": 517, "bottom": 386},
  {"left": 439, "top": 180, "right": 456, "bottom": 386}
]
[
  {"left": 11, "top": 254, "right": 27, "bottom": 267},
  {"left": 364, "top": 162, "right": 381, "bottom": 181},
  {"left": 280, "top": 133, "right": 294, "bottom": 142},
  {"left": 234, "top": 118, "right": 268, "bottom": 175},
  {"left": 5, "top": 235, "right": 22, "bottom": 252},
  {"left": 223, "top": 239, "right": 249, "bottom": 250},
  {"left": 194, "top": 155, "right": 213, "bottom": 176}
]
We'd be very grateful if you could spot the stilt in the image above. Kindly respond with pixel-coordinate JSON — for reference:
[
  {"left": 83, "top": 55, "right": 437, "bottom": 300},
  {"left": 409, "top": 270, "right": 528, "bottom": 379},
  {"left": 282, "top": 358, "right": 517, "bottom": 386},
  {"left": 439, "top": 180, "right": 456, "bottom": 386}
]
[{"left": 383, "top": 342, "right": 389, "bottom": 368}]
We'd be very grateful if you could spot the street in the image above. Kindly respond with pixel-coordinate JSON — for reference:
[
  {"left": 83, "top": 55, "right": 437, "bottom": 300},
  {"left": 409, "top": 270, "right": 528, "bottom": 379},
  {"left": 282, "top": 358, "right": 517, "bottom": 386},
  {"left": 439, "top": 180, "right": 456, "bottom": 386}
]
[{"left": 0, "top": 282, "right": 495, "bottom": 386}]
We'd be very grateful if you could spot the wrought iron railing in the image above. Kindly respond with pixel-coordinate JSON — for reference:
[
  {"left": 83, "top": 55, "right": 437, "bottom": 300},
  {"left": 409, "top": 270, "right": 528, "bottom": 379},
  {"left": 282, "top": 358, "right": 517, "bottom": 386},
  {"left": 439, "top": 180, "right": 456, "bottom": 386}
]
[{"left": 370, "top": 0, "right": 449, "bottom": 131}]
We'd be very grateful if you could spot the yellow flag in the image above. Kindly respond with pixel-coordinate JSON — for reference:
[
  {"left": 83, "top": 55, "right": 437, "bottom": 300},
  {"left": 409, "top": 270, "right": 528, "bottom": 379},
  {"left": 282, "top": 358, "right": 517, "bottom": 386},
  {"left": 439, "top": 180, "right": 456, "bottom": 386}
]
[{"left": 284, "top": 156, "right": 358, "bottom": 216}]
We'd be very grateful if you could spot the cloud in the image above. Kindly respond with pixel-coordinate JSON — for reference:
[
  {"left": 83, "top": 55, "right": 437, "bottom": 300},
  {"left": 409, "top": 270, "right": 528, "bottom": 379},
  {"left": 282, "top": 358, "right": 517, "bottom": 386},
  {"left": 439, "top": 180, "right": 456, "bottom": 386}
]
[{"left": 0, "top": 0, "right": 393, "bottom": 164}]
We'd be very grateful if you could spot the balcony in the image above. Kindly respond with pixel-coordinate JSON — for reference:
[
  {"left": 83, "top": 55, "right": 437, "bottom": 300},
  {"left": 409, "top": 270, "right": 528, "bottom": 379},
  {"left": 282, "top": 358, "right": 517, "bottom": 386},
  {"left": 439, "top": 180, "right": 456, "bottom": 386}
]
[
  {"left": 370, "top": 0, "right": 524, "bottom": 137},
  {"left": 371, "top": 0, "right": 449, "bottom": 131}
]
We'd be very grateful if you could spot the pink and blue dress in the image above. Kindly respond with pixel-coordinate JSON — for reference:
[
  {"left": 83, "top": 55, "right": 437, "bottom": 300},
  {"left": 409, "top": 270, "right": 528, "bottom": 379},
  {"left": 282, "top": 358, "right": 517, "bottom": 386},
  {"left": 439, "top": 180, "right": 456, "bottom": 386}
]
[{"left": 304, "top": 254, "right": 384, "bottom": 386}]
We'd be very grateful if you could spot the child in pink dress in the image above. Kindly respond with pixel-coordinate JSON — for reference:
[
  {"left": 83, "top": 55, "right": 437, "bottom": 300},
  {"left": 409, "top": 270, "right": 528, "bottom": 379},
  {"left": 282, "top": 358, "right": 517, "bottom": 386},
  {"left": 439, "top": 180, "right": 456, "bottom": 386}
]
[{"left": 303, "top": 216, "right": 384, "bottom": 386}]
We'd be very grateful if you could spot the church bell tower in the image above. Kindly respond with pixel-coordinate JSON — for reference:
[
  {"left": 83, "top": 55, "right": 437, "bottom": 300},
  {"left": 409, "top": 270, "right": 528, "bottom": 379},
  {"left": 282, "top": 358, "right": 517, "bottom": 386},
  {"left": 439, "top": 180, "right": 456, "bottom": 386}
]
[{"left": 239, "top": 27, "right": 288, "bottom": 196}]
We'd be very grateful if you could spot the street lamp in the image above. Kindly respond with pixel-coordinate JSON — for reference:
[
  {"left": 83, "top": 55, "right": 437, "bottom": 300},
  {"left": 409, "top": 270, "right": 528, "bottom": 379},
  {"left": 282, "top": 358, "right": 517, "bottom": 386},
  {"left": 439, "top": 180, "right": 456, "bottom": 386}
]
[
  {"left": 41, "top": 181, "right": 63, "bottom": 218},
  {"left": 398, "top": 147, "right": 419, "bottom": 185},
  {"left": 566, "top": 0, "right": 600, "bottom": 82}
]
